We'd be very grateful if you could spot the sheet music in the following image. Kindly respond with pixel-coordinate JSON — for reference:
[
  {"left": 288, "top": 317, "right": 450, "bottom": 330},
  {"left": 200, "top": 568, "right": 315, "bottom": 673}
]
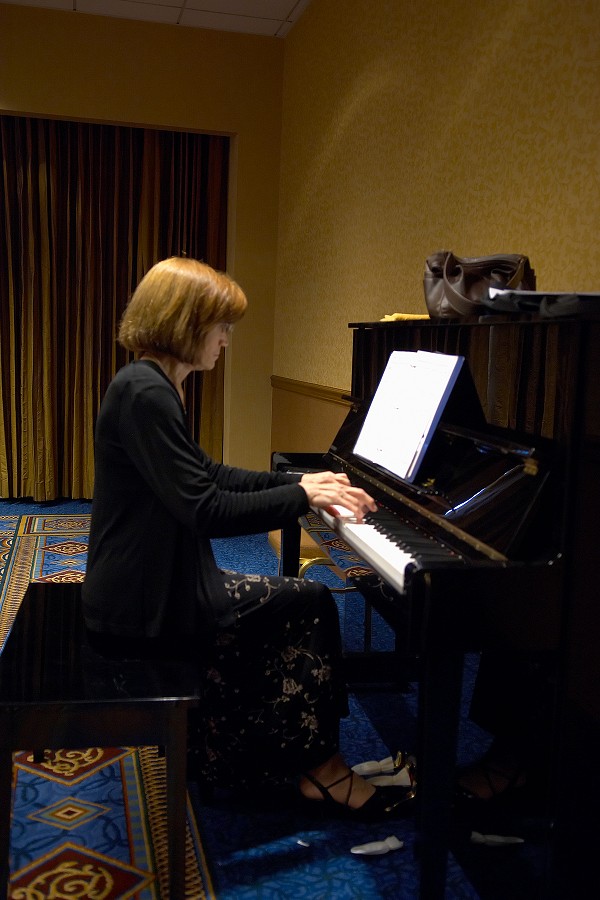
[{"left": 353, "top": 350, "right": 464, "bottom": 481}]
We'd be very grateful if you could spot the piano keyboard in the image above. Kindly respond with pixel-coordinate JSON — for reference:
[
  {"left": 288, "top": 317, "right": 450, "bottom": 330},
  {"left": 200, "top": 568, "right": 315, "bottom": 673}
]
[{"left": 315, "top": 504, "right": 461, "bottom": 595}]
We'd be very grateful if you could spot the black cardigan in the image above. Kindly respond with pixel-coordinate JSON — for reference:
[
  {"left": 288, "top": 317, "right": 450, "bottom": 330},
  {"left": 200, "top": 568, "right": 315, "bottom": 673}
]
[{"left": 82, "top": 360, "right": 308, "bottom": 639}]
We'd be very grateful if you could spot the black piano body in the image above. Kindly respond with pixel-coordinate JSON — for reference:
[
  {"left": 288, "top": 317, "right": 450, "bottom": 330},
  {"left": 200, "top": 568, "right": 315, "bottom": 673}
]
[{"left": 277, "top": 313, "right": 600, "bottom": 898}]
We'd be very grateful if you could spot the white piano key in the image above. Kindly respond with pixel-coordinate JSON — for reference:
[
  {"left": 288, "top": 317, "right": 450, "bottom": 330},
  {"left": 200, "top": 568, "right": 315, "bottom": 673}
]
[
  {"left": 342, "top": 522, "right": 413, "bottom": 594},
  {"left": 314, "top": 506, "right": 413, "bottom": 593}
]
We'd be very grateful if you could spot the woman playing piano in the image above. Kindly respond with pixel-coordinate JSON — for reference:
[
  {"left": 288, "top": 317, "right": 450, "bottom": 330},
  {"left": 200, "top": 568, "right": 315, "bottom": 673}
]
[{"left": 82, "top": 256, "right": 414, "bottom": 820}]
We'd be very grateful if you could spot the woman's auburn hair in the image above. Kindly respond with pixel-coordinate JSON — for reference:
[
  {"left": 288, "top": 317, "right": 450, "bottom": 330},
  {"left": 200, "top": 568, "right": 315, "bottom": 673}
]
[{"left": 118, "top": 257, "right": 247, "bottom": 363}]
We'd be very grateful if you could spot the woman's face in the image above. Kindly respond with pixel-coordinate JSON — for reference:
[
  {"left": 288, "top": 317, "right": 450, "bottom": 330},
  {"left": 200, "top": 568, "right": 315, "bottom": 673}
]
[{"left": 196, "top": 322, "right": 232, "bottom": 370}]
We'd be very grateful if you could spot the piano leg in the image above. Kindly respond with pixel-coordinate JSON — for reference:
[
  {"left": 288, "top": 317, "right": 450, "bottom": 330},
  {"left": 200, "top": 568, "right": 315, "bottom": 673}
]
[
  {"left": 416, "top": 643, "right": 464, "bottom": 899},
  {"left": 411, "top": 570, "right": 466, "bottom": 899},
  {"left": 279, "top": 519, "right": 302, "bottom": 577}
]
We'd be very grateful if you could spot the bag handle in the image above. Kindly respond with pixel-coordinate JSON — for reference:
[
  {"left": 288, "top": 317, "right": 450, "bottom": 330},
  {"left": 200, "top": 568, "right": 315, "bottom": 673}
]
[{"left": 442, "top": 254, "right": 527, "bottom": 316}]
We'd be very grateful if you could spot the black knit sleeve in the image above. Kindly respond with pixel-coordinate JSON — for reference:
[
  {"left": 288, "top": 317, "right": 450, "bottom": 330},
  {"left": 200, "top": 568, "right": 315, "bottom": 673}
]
[{"left": 118, "top": 375, "right": 309, "bottom": 537}]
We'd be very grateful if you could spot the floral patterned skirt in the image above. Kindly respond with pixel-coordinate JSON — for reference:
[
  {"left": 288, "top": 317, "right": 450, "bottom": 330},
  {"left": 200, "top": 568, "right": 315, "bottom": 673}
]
[{"left": 188, "top": 571, "right": 349, "bottom": 788}]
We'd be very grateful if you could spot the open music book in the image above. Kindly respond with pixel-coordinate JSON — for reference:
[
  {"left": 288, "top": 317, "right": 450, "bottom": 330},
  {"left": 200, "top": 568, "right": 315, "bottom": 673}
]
[{"left": 353, "top": 350, "right": 465, "bottom": 482}]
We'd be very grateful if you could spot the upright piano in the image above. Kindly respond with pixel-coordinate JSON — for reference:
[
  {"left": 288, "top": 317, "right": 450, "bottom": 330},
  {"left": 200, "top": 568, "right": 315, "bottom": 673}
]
[{"left": 279, "top": 313, "right": 600, "bottom": 898}]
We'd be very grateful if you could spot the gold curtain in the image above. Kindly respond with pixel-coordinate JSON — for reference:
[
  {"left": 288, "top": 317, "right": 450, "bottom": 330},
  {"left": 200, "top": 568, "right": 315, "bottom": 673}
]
[{"left": 0, "top": 115, "right": 230, "bottom": 500}]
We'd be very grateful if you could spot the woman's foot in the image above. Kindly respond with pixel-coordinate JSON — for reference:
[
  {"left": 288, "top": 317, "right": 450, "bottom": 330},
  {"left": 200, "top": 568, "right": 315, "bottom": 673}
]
[
  {"left": 300, "top": 754, "right": 376, "bottom": 808},
  {"left": 299, "top": 753, "right": 415, "bottom": 820},
  {"left": 457, "top": 757, "right": 526, "bottom": 802}
]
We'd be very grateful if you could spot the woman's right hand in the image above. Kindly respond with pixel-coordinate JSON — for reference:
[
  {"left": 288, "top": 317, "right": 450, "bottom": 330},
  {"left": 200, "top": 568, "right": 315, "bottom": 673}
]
[{"left": 299, "top": 471, "right": 377, "bottom": 523}]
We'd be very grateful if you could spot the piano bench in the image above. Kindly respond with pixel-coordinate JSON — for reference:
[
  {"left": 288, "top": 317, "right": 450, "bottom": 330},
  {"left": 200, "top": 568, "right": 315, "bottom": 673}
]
[{"left": 0, "top": 581, "right": 199, "bottom": 900}]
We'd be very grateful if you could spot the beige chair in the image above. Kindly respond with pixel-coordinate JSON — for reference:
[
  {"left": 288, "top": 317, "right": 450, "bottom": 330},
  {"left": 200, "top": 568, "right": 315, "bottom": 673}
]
[{"left": 268, "top": 528, "right": 351, "bottom": 583}]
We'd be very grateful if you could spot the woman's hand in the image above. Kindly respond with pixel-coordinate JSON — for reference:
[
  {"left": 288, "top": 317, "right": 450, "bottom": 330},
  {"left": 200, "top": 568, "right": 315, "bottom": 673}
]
[{"left": 299, "top": 471, "right": 377, "bottom": 523}]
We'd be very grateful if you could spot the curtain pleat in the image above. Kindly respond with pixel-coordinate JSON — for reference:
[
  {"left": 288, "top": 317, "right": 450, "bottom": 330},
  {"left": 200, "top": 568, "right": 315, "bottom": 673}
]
[{"left": 0, "top": 115, "right": 229, "bottom": 500}]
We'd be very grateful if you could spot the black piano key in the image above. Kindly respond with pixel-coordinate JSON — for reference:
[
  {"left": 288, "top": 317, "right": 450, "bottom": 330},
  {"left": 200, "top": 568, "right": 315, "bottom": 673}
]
[{"left": 366, "top": 507, "right": 459, "bottom": 564}]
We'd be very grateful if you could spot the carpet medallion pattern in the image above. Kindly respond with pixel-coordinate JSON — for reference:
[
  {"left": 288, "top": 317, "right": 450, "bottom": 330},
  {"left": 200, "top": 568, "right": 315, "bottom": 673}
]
[{"left": 0, "top": 513, "right": 211, "bottom": 899}]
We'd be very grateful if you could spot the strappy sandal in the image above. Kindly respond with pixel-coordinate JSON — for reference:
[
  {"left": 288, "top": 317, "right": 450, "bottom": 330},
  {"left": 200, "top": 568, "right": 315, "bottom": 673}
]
[{"left": 302, "top": 769, "right": 416, "bottom": 821}]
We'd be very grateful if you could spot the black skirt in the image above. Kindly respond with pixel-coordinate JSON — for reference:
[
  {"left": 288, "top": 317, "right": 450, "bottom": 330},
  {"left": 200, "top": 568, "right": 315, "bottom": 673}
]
[{"left": 188, "top": 571, "right": 349, "bottom": 787}]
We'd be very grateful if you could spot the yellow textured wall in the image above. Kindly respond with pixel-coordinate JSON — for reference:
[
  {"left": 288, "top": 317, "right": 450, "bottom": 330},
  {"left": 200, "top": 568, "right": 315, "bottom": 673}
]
[
  {"left": 275, "top": 0, "right": 600, "bottom": 390},
  {"left": 0, "top": 4, "right": 283, "bottom": 469},
  {"left": 3, "top": 1, "right": 600, "bottom": 465}
]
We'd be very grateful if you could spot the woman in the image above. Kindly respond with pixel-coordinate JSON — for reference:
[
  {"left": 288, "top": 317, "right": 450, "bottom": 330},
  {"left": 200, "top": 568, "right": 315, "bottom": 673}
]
[{"left": 83, "top": 256, "right": 413, "bottom": 820}]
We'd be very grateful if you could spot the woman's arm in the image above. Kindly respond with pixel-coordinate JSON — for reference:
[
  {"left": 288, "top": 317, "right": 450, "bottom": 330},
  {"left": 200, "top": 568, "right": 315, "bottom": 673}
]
[
  {"left": 118, "top": 380, "right": 306, "bottom": 536},
  {"left": 119, "top": 377, "right": 375, "bottom": 536}
]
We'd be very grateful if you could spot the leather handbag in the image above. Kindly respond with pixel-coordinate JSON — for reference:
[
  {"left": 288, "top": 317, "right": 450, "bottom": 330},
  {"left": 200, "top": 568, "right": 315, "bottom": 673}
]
[{"left": 424, "top": 251, "right": 536, "bottom": 317}]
